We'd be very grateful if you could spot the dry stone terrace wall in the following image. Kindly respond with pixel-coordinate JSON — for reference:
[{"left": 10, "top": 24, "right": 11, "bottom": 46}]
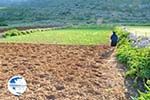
[{"left": 128, "top": 32, "right": 150, "bottom": 48}]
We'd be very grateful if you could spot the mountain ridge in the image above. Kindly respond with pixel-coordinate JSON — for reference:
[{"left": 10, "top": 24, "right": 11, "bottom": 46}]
[{"left": 0, "top": 0, "right": 150, "bottom": 26}]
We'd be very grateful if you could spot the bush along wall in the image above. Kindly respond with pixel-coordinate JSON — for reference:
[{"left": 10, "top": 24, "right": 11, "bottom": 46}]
[
  {"left": 2, "top": 28, "right": 52, "bottom": 38},
  {"left": 114, "top": 27, "right": 150, "bottom": 99}
]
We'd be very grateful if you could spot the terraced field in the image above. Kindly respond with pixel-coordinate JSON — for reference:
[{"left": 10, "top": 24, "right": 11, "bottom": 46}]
[
  {"left": 127, "top": 26, "right": 150, "bottom": 37},
  {"left": 0, "top": 43, "right": 130, "bottom": 100},
  {"left": 0, "top": 27, "right": 111, "bottom": 45}
]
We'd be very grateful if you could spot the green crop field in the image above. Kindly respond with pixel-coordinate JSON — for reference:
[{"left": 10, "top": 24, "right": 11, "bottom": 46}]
[{"left": 0, "top": 26, "right": 111, "bottom": 45}]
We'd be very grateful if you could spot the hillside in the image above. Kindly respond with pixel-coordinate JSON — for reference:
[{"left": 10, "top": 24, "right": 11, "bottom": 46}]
[{"left": 0, "top": 0, "right": 150, "bottom": 27}]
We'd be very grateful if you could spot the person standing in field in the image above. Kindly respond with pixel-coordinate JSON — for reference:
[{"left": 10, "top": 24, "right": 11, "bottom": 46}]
[{"left": 110, "top": 31, "right": 118, "bottom": 47}]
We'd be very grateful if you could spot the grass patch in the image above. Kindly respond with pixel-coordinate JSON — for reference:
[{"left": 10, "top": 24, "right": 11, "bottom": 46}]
[{"left": 0, "top": 27, "right": 111, "bottom": 45}]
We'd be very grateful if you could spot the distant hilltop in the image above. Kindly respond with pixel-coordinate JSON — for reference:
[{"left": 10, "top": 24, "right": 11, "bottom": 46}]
[{"left": 0, "top": 0, "right": 150, "bottom": 26}]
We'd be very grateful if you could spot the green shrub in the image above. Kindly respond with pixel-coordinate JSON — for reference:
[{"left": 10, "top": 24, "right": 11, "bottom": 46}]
[
  {"left": 138, "top": 84, "right": 150, "bottom": 100},
  {"left": 2, "top": 28, "right": 53, "bottom": 38},
  {"left": 3, "top": 29, "right": 20, "bottom": 38},
  {"left": 115, "top": 27, "right": 150, "bottom": 99},
  {"left": 21, "top": 31, "right": 27, "bottom": 35},
  {"left": 29, "top": 30, "right": 33, "bottom": 33},
  {"left": 113, "top": 27, "right": 129, "bottom": 39},
  {"left": 146, "top": 80, "right": 150, "bottom": 86},
  {"left": 26, "top": 31, "right": 31, "bottom": 34},
  {"left": 138, "top": 93, "right": 150, "bottom": 100},
  {"left": 116, "top": 27, "right": 150, "bottom": 79}
]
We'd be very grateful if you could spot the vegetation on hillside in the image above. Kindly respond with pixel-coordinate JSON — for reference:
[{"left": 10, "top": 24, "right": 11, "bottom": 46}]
[
  {"left": 0, "top": 0, "right": 150, "bottom": 27},
  {"left": 115, "top": 27, "right": 150, "bottom": 100}
]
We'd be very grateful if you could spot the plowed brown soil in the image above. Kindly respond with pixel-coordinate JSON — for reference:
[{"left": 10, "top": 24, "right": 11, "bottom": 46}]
[{"left": 0, "top": 43, "right": 128, "bottom": 100}]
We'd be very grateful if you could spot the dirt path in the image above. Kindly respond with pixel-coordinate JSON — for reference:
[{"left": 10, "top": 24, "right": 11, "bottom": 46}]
[
  {"left": 0, "top": 43, "right": 133, "bottom": 100},
  {"left": 99, "top": 48, "right": 128, "bottom": 100},
  {"left": 101, "top": 48, "right": 138, "bottom": 100}
]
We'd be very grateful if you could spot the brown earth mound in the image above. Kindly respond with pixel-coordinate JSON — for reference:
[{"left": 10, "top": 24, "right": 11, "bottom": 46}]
[{"left": 0, "top": 43, "right": 128, "bottom": 100}]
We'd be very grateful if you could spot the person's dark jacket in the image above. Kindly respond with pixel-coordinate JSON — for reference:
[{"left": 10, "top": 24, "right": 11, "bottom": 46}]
[
  {"left": 111, "top": 33, "right": 118, "bottom": 42},
  {"left": 110, "top": 32, "right": 118, "bottom": 46}
]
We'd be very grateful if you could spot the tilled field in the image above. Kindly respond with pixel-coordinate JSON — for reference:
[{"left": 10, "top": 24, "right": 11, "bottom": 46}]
[{"left": 0, "top": 43, "right": 128, "bottom": 100}]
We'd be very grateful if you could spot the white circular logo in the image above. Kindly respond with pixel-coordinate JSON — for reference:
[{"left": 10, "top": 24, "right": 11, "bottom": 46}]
[{"left": 8, "top": 75, "right": 27, "bottom": 96}]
